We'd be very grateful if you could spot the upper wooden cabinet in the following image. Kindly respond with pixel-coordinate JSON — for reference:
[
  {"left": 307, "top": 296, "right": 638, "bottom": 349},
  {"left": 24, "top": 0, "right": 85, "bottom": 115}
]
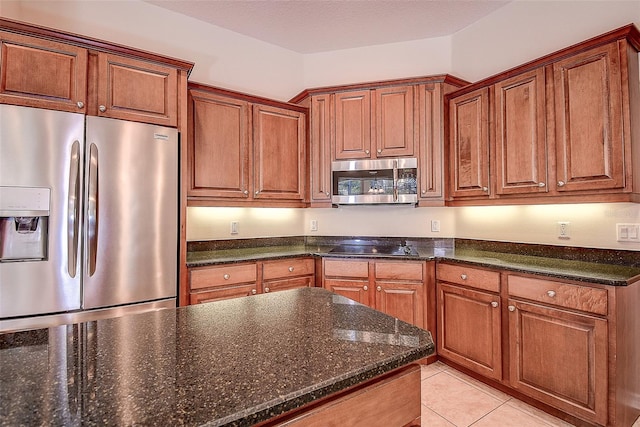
[
  {"left": 446, "top": 24, "right": 640, "bottom": 205},
  {"left": 291, "top": 75, "right": 468, "bottom": 207},
  {"left": 187, "top": 83, "right": 307, "bottom": 207},
  {"left": 0, "top": 19, "right": 192, "bottom": 126}
]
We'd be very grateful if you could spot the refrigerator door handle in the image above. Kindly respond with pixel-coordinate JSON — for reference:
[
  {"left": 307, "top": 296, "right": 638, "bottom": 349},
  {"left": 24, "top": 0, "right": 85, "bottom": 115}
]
[
  {"left": 67, "top": 141, "right": 81, "bottom": 278},
  {"left": 87, "top": 143, "right": 99, "bottom": 277}
]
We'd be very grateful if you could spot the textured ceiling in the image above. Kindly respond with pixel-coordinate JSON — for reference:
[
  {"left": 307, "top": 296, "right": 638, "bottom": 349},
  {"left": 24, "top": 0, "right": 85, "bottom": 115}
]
[{"left": 145, "top": 0, "right": 511, "bottom": 53}]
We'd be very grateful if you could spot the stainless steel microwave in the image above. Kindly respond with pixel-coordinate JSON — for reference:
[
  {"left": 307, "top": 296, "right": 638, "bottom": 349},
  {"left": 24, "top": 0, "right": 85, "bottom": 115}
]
[{"left": 331, "top": 158, "right": 418, "bottom": 205}]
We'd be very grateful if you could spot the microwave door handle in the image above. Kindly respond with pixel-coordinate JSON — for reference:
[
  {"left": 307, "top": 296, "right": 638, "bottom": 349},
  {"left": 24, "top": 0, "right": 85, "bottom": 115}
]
[
  {"left": 87, "top": 143, "right": 99, "bottom": 277},
  {"left": 393, "top": 159, "right": 398, "bottom": 202},
  {"left": 67, "top": 141, "right": 81, "bottom": 278}
]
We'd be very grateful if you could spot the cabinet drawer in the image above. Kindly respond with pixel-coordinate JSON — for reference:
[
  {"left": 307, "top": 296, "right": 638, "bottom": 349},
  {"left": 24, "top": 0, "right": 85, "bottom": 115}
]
[
  {"left": 190, "top": 263, "right": 257, "bottom": 290},
  {"left": 508, "top": 275, "right": 608, "bottom": 316},
  {"left": 437, "top": 263, "right": 500, "bottom": 293},
  {"left": 375, "top": 261, "right": 423, "bottom": 281},
  {"left": 324, "top": 259, "right": 369, "bottom": 278},
  {"left": 264, "top": 276, "right": 313, "bottom": 293},
  {"left": 262, "top": 258, "right": 314, "bottom": 280}
]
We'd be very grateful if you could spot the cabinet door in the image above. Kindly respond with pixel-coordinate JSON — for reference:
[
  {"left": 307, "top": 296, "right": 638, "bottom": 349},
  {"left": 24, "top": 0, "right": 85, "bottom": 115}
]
[
  {"left": 264, "top": 276, "right": 313, "bottom": 294},
  {"left": 437, "top": 282, "right": 502, "bottom": 380},
  {"left": 374, "top": 85, "right": 414, "bottom": 157},
  {"left": 553, "top": 42, "right": 625, "bottom": 192},
  {"left": 448, "top": 87, "right": 490, "bottom": 198},
  {"left": 325, "top": 279, "right": 372, "bottom": 306},
  {"left": 253, "top": 104, "right": 305, "bottom": 200},
  {"left": 0, "top": 30, "right": 87, "bottom": 113},
  {"left": 508, "top": 299, "right": 608, "bottom": 425},
  {"left": 375, "top": 282, "right": 424, "bottom": 328},
  {"left": 188, "top": 91, "right": 251, "bottom": 199},
  {"left": 334, "top": 90, "right": 371, "bottom": 159},
  {"left": 309, "top": 94, "right": 332, "bottom": 203},
  {"left": 494, "top": 69, "right": 548, "bottom": 195},
  {"left": 97, "top": 53, "right": 178, "bottom": 126},
  {"left": 417, "top": 83, "right": 444, "bottom": 201}
]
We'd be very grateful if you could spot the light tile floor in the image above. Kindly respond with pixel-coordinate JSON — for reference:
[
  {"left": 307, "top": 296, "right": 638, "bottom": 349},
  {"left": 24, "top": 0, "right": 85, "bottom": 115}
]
[{"left": 421, "top": 362, "right": 640, "bottom": 427}]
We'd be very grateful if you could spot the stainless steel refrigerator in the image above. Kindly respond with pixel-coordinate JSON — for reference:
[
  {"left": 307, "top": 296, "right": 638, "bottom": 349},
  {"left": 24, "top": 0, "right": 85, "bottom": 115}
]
[{"left": 0, "top": 104, "right": 178, "bottom": 332}]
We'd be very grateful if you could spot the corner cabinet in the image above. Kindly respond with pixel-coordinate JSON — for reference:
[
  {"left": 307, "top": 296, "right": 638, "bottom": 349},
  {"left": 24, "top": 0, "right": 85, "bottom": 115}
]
[
  {"left": 446, "top": 24, "right": 640, "bottom": 205},
  {"left": 0, "top": 21, "right": 191, "bottom": 126},
  {"left": 187, "top": 83, "right": 307, "bottom": 207},
  {"left": 290, "top": 75, "right": 469, "bottom": 207},
  {"left": 322, "top": 257, "right": 434, "bottom": 330}
]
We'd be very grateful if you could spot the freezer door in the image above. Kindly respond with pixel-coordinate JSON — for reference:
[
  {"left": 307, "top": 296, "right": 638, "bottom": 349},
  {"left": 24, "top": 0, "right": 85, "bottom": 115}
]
[
  {"left": 83, "top": 116, "right": 178, "bottom": 309},
  {"left": 0, "top": 104, "right": 84, "bottom": 318}
]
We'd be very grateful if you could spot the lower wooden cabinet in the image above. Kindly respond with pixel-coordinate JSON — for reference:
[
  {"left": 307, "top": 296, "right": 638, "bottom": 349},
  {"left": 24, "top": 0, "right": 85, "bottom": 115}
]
[
  {"left": 322, "top": 258, "right": 431, "bottom": 329},
  {"left": 436, "top": 262, "right": 639, "bottom": 427},
  {"left": 189, "top": 257, "right": 314, "bottom": 304}
]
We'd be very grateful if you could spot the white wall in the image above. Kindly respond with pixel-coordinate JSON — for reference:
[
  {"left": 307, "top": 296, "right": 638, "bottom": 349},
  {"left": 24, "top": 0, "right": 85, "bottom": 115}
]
[{"left": 0, "top": 0, "right": 303, "bottom": 100}]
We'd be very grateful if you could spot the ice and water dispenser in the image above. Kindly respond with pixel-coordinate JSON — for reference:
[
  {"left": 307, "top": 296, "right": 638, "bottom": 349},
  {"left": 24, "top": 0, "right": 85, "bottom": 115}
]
[{"left": 0, "top": 186, "right": 50, "bottom": 262}]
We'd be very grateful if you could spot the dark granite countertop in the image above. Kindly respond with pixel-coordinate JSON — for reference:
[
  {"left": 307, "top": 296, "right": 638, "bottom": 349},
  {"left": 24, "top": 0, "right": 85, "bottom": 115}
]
[
  {"left": 186, "top": 238, "right": 640, "bottom": 286},
  {"left": 0, "top": 288, "right": 434, "bottom": 427}
]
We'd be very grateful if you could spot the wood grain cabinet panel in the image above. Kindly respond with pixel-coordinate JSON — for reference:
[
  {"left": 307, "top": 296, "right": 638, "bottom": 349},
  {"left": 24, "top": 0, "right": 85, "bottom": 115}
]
[
  {"left": 308, "top": 94, "right": 333, "bottom": 204},
  {"left": 508, "top": 299, "right": 608, "bottom": 425},
  {"left": 448, "top": 87, "right": 490, "bottom": 198},
  {"left": 416, "top": 83, "right": 444, "bottom": 202},
  {"left": 0, "top": 30, "right": 88, "bottom": 112},
  {"left": 253, "top": 104, "right": 305, "bottom": 200},
  {"left": 494, "top": 69, "right": 548, "bottom": 195},
  {"left": 334, "top": 90, "right": 372, "bottom": 159},
  {"left": 188, "top": 91, "right": 251, "bottom": 199},
  {"left": 553, "top": 43, "right": 625, "bottom": 192},
  {"left": 374, "top": 85, "right": 415, "bottom": 158},
  {"left": 97, "top": 53, "right": 178, "bottom": 126}
]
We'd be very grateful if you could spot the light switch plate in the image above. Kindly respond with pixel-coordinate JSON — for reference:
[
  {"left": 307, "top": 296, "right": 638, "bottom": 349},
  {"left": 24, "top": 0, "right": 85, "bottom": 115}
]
[{"left": 617, "top": 223, "right": 640, "bottom": 242}]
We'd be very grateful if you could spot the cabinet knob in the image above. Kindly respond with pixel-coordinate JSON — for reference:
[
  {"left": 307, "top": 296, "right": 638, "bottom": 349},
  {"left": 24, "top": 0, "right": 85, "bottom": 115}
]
[
  {"left": 251, "top": 289, "right": 257, "bottom": 295},
  {"left": 243, "top": 190, "right": 249, "bottom": 196},
  {"left": 363, "top": 285, "right": 368, "bottom": 291},
  {"left": 508, "top": 305, "right": 515, "bottom": 312},
  {"left": 557, "top": 181, "right": 565, "bottom": 187},
  {"left": 325, "top": 191, "right": 330, "bottom": 196},
  {"left": 264, "top": 287, "right": 270, "bottom": 293},
  {"left": 460, "top": 274, "right": 468, "bottom": 280},
  {"left": 288, "top": 266, "right": 294, "bottom": 272},
  {"left": 482, "top": 187, "right": 488, "bottom": 192},
  {"left": 377, "top": 149, "right": 382, "bottom": 154},
  {"left": 376, "top": 286, "right": 382, "bottom": 292},
  {"left": 365, "top": 149, "right": 370, "bottom": 154},
  {"left": 76, "top": 101, "right": 84, "bottom": 109},
  {"left": 538, "top": 182, "right": 546, "bottom": 187},
  {"left": 255, "top": 190, "right": 260, "bottom": 196},
  {"left": 546, "top": 290, "right": 557, "bottom": 298},
  {"left": 223, "top": 274, "right": 230, "bottom": 280},
  {"left": 491, "top": 301, "right": 499, "bottom": 308},
  {"left": 421, "top": 190, "right": 427, "bottom": 194},
  {"left": 98, "top": 105, "right": 107, "bottom": 113}
]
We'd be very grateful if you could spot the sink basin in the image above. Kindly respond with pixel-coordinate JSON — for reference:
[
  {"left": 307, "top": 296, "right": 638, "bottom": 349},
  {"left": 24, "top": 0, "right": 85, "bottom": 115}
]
[{"left": 329, "top": 244, "right": 418, "bottom": 257}]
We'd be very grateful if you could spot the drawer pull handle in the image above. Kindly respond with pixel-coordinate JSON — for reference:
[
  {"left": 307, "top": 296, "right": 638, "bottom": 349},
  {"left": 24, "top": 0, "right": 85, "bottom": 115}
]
[
  {"left": 363, "top": 285, "right": 368, "bottom": 291},
  {"left": 547, "top": 290, "right": 556, "bottom": 298},
  {"left": 251, "top": 289, "right": 257, "bottom": 295},
  {"left": 460, "top": 274, "right": 468, "bottom": 280},
  {"left": 508, "top": 305, "right": 515, "bottom": 312},
  {"left": 288, "top": 266, "right": 294, "bottom": 272},
  {"left": 264, "top": 287, "right": 270, "bottom": 293},
  {"left": 223, "top": 274, "right": 230, "bottom": 280},
  {"left": 491, "top": 301, "right": 498, "bottom": 308}
]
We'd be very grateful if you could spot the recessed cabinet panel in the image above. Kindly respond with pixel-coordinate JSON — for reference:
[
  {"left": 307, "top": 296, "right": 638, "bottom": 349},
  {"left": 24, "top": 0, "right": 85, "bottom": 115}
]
[
  {"left": 334, "top": 90, "right": 371, "bottom": 159},
  {"left": 309, "top": 94, "right": 332, "bottom": 202},
  {"left": 97, "top": 53, "right": 177, "bottom": 126},
  {"left": 495, "top": 69, "right": 548, "bottom": 195},
  {"left": 553, "top": 43, "right": 624, "bottom": 192},
  {"left": 0, "top": 30, "right": 88, "bottom": 112},
  {"left": 449, "top": 87, "right": 490, "bottom": 198},
  {"left": 375, "top": 283, "right": 423, "bottom": 327},
  {"left": 375, "top": 86, "right": 414, "bottom": 157},
  {"left": 189, "top": 92, "right": 250, "bottom": 198},
  {"left": 417, "top": 84, "right": 443, "bottom": 200}
]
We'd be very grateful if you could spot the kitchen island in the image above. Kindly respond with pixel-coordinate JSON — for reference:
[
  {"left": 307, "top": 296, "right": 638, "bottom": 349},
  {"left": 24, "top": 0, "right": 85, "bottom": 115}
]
[{"left": 0, "top": 287, "right": 434, "bottom": 426}]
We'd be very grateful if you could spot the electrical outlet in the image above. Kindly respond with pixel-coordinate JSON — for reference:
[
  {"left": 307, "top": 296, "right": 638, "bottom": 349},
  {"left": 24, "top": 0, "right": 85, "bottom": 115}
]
[
  {"left": 310, "top": 219, "right": 318, "bottom": 232},
  {"left": 230, "top": 221, "right": 239, "bottom": 235},
  {"left": 431, "top": 220, "right": 440, "bottom": 233},
  {"left": 557, "top": 221, "right": 570, "bottom": 239},
  {"left": 617, "top": 223, "right": 640, "bottom": 242}
]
